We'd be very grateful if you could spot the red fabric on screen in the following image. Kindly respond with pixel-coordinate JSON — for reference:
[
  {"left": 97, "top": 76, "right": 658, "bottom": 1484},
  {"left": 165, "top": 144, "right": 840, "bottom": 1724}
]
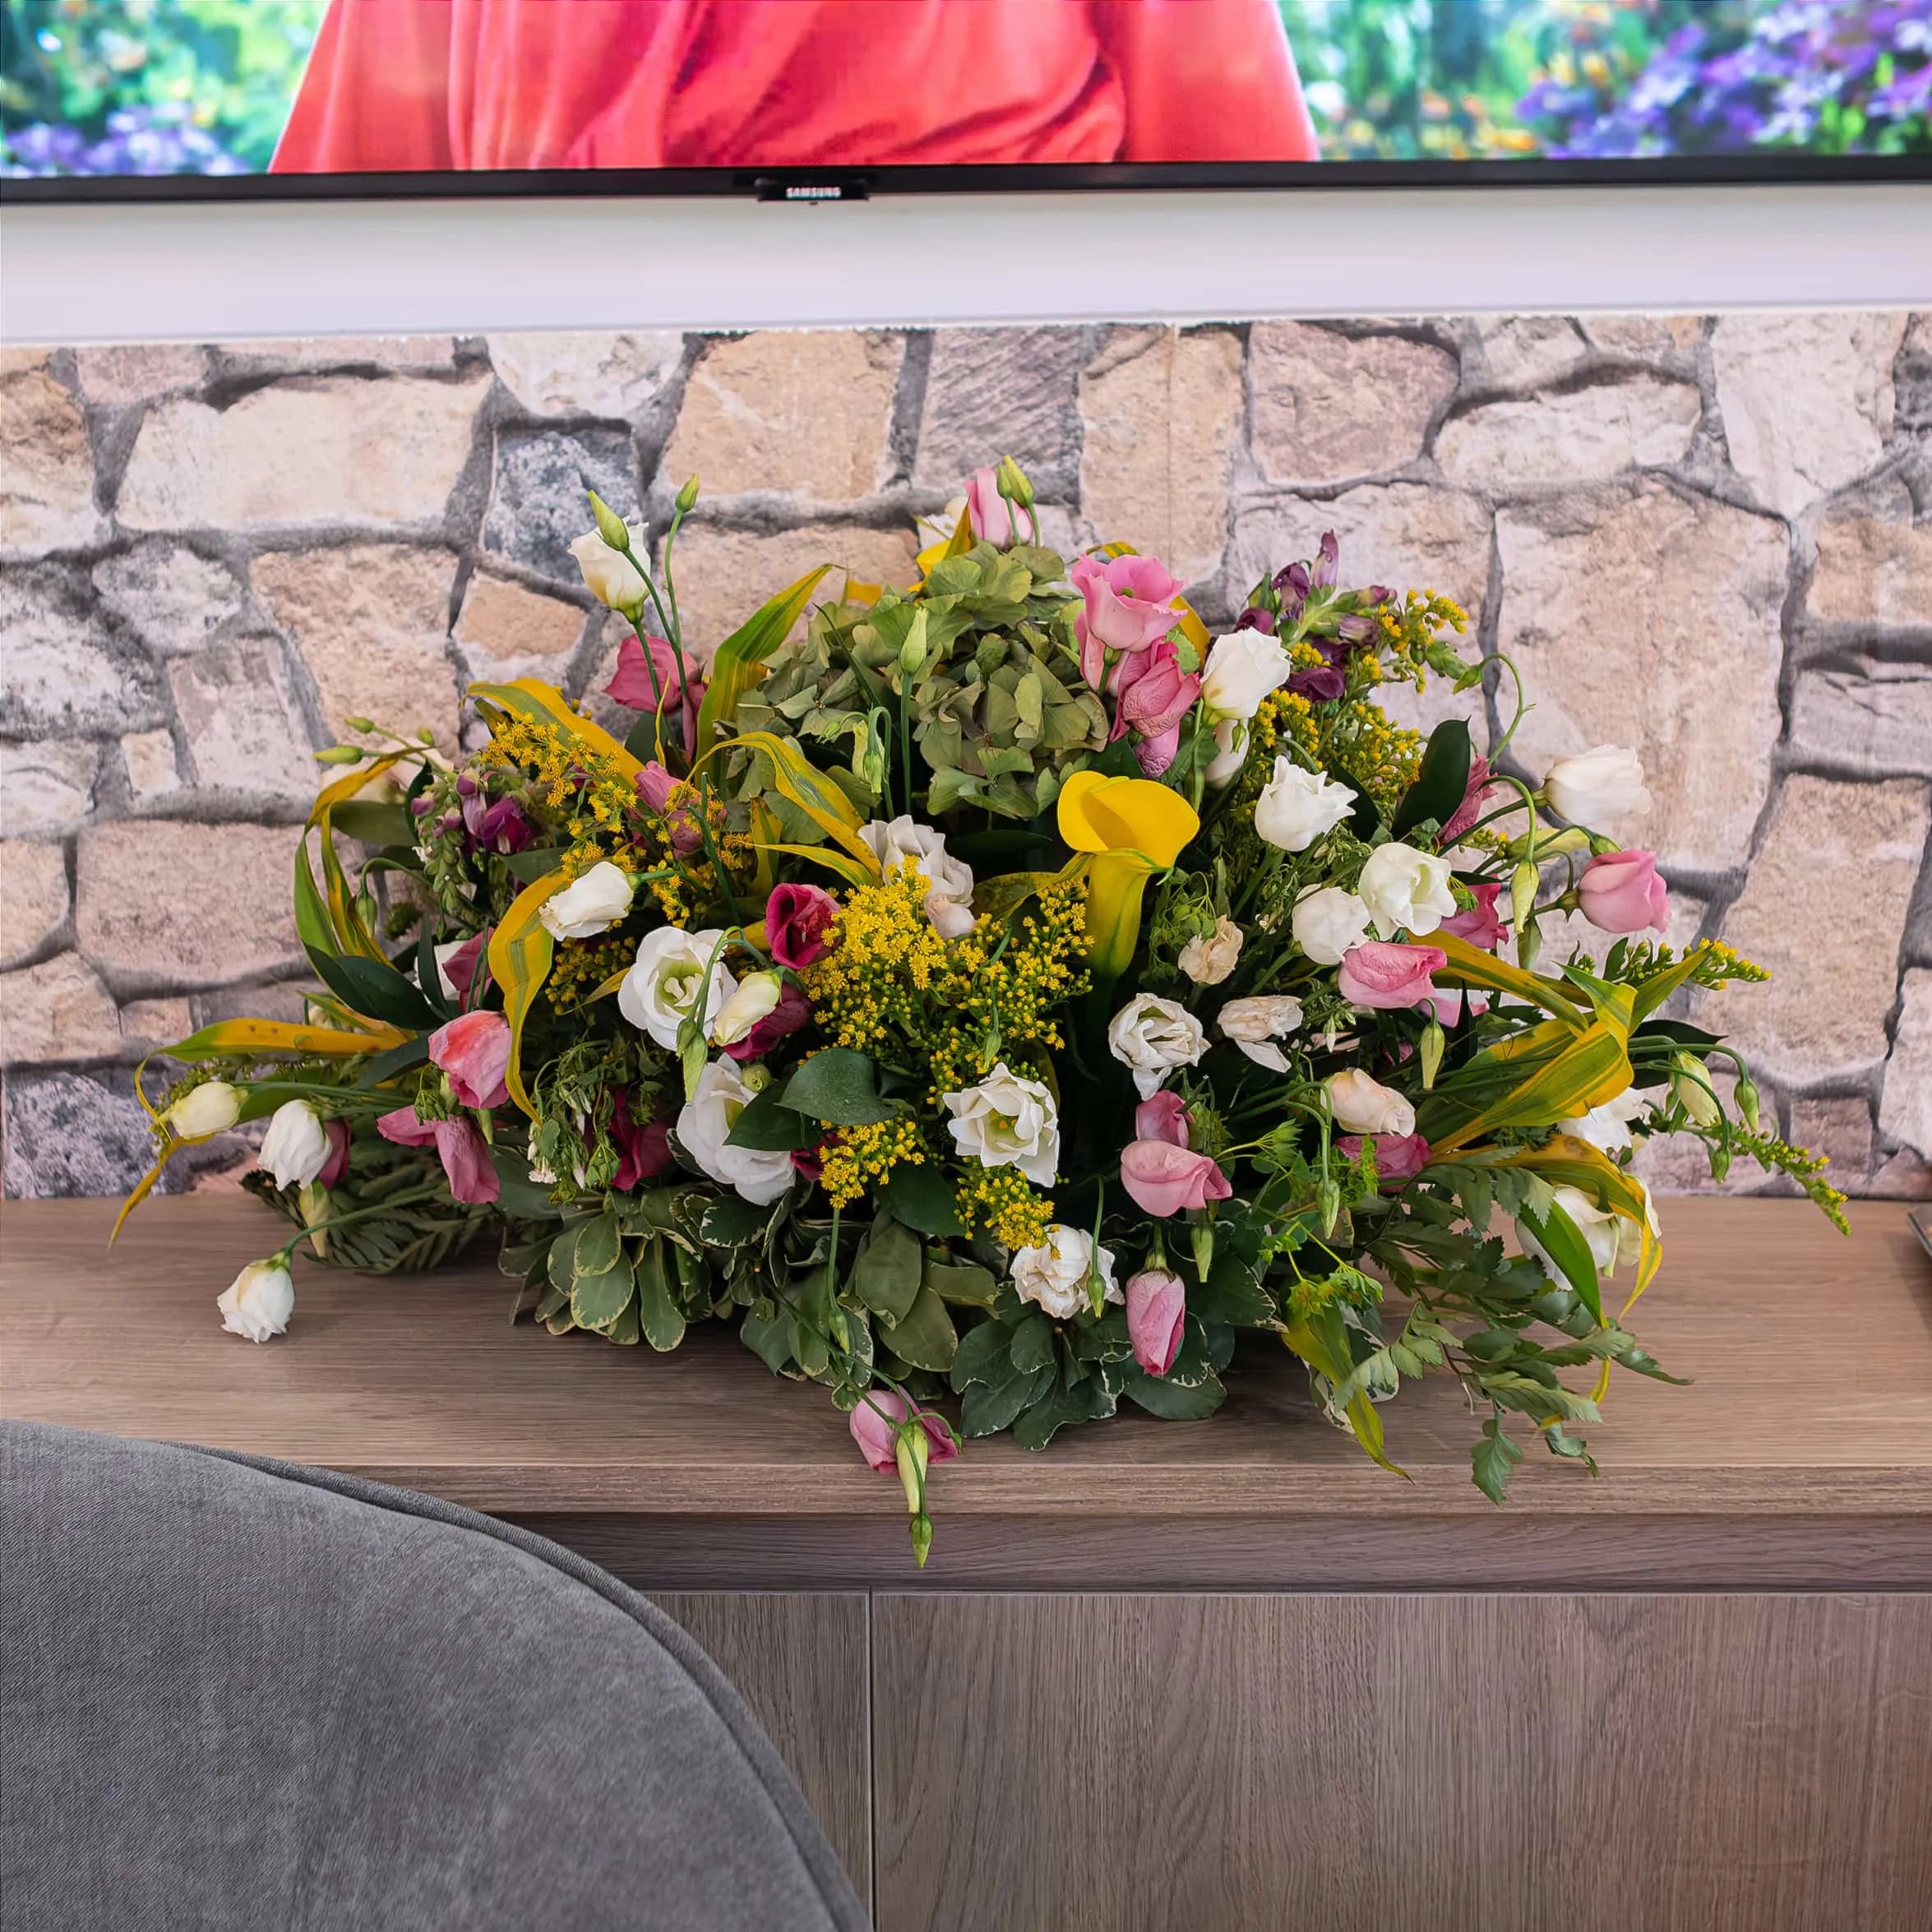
[{"left": 272, "top": 0, "right": 1318, "bottom": 173}]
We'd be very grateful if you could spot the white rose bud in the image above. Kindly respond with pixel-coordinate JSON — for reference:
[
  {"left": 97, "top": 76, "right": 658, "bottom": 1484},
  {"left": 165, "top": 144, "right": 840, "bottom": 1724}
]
[
  {"left": 1558, "top": 1086, "right": 1648, "bottom": 1157},
  {"left": 1199, "top": 630, "right": 1293, "bottom": 721},
  {"left": 1218, "top": 995, "right": 1305, "bottom": 1073},
  {"left": 540, "top": 861, "right": 635, "bottom": 941},
  {"left": 1253, "top": 756, "right": 1357, "bottom": 853},
  {"left": 167, "top": 1080, "right": 243, "bottom": 1139},
  {"left": 1106, "top": 994, "right": 1209, "bottom": 1100},
  {"left": 1010, "top": 1226, "right": 1121, "bottom": 1322},
  {"left": 674, "top": 1057, "right": 795, "bottom": 1205},
  {"left": 709, "top": 969, "right": 784, "bottom": 1048},
  {"left": 857, "top": 816, "right": 977, "bottom": 938},
  {"left": 1541, "top": 744, "right": 1652, "bottom": 827},
  {"left": 217, "top": 1259, "right": 294, "bottom": 1343},
  {"left": 619, "top": 926, "right": 738, "bottom": 1051},
  {"left": 257, "top": 1099, "right": 330, "bottom": 1192},
  {"left": 1203, "top": 716, "right": 1249, "bottom": 788},
  {"left": 941, "top": 1061, "right": 1061, "bottom": 1186},
  {"left": 1326, "top": 1069, "right": 1417, "bottom": 1137},
  {"left": 1518, "top": 1184, "right": 1641, "bottom": 1293},
  {"left": 1291, "top": 886, "right": 1374, "bottom": 966},
  {"left": 1357, "top": 841, "right": 1458, "bottom": 937},
  {"left": 1177, "top": 917, "right": 1244, "bottom": 987},
  {"left": 568, "top": 525, "right": 650, "bottom": 613}
]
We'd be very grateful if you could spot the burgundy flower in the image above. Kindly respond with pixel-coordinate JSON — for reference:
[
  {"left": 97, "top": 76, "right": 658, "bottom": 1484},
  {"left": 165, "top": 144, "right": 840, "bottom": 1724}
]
[
  {"left": 1440, "top": 755, "right": 1495, "bottom": 846},
  {"left": 721, "top": 982, "right": 812, "bottom": 1062},
  {"left": 765, "top": 882, "right": 839, "bottom": 970},
  {"left": 610, "top": 1090, "right": 676, "bottom": 1191},
  {"left": 1233, "top": 605, "right": 1277, "bottom": 636},
  {"left": 317, "top": 1117, "right": 352, "bottom": 1190},
  {"left": 1286, "top": 661, "right": 1346, "bottom": 703},
  {"left": 474, "top": 796, "right": 534, "bottom": 854},
  {"left": 636, "top": 760, "right": 705, "bottom": 855},
  {"left": 607, "top": 632, "right": 705, "bottom": 756}
]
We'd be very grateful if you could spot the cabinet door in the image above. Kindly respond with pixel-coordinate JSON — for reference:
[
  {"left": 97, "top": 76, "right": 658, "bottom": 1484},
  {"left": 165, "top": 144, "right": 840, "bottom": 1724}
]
[{"left": 873, "top": 1592, "right": 1932, "bottom": 1932}]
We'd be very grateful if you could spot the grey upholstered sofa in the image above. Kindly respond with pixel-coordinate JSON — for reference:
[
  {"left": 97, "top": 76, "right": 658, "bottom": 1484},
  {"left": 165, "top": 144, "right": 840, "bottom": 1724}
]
[{"left": 0, "top": 1421, "right": 868, "bottom": 1931}]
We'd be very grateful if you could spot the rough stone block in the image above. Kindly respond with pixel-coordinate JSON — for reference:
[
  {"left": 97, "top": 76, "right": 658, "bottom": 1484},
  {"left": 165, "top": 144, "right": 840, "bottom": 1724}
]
[
  {"left": 1079, "top": 327, "right": 1244, "bottom": 585},
  {"left": 1472, "top": 315, "right": 1588, "bottom": 389},
  {"left": 1437, "top": 377, "right": 1701, "bottom": 490},
  {"left": 1712, "top": 312, "right": 1906, "bottom": 520},
  {"left": 1787, "top": 1097, "right": 1875, "bottom": 1186},
  {"left": 1807, "top": 515, "right": 1932, "bottom": 628},
  {"left": 1879, "top": 968, "right": 1932, "bottom": 1159},
  {"left": 488, "top": 330, "right": 685, "bottom": 419},
  {"left": 93, "top": 542, "right": 246, "bottom": 654},
  {"left": 481, "top": 426, "right": 639, "bottom": 583},
  {"left": 74, "top": 344, "right": 208, "bottom": 407},
  {"left": 215, "top": 336, "right": 458, "bottom": 373},
  {"left": 76, "top": 820, "right": 304, "bottom": 989},
  {"left": 118, "top": 374, "right": 489, "bottom": 533},
  {"left": 0, "top": 951, "right": 123, "bottom": 1067},
  {"left": 254, "top": 545, "right": 461, "bottom": 746},
  {"left": 1788, "top": 669, "right": 1932, "bottom": 779},
  {"left": 0, "top": 840, "right": 69, "bottom": 967},
  {"left": 118, "top": 996, "right": 195, "bottom": 1051},
  {"left": 1496, "top": 481, "right": 1787, "bottom": 872},
  {"left": 170, "top": 639, "right": 317, "bottom": 800},
  {"left": 120, "top": 730, "right": 184, "bottom": 806},
  {"left": 1701, "top": 775, "right": 1930, "bottom": 1088},
  {"left": 0, "top": 739, "right": 98, "bottom": 838},
  {"left": 0, "top": 360, "right": 107, "bottom": 560},
  {"left": 454, "top": 570, "right": 587, "bottom": 685},
  {"left": 1583, "top": 315, "right": 1704, "bottom": 361},
  {"left": 1249, "top": 324, "right": 1458, "bottom": 484},
  {"left": 666, "top": 331, "right": 900, "bottom": 501},
  {"left": 913, "top": 327, "right": 1087, "bottom": 501},
  {"left": 0, "top": 567, "right": 164, "bottom": 738}
]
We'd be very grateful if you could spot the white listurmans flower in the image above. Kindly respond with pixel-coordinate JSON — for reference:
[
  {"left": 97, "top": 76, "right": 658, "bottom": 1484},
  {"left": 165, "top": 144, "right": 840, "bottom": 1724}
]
[
  {"left": 941, "top": 1061, "right": 1060, "bottom": 1186},
  {"left": 1218, "top": 995, "right": 1306, "bottom": 1074},
  {"left": 1559, "top": 1086, "right": 1648, "bottom": 1156},
  {"left": 857, "top": 816, "right": 977, "bottom": 938},
  {"left": 1326, "top": 1068, "right": 1417, "bottom": 1137},
  {"left": 568, "top": 525, "right": 650, "bottom": 612},
  {"left": 1291, "top": 886, "right": 1374, "bottom": 966},
  {"left": 1106, "top": 994, "right": 1209, "bottom": 1100},
  {"left": 257, "top": 1099, "right": 330, "bottom": 1192},
  {"left": 619, "top": 926, "right": 737, "bottom": 1050},
  {"left": 540, "top": 860, "right": 635, "bottom": 941},
  {"left": 675, "top": 1057, "right": 795, "bottom": 1205},
  {"left": 1357, "top": 841, "right": 1458, "bottom": 937},
  {"left": 1010, "top": 1225, "right": 1121, "bottom": 1321},
  {"left": 1204, "top": 717, "right": 1248, "bottom": 788},
  {"left": 1518, "top": 1183, "right": 1642, "bottom": 1292},
  {"left": 709, "top": 970, "right": 784, "bottom": 1048},
  {"left": 217, "top": 1259, "right": 294, "bottom": 1343},
  {"left": 1199, "top": 630, "right": 1292, "bottom": 720},
  {"left": 1253, "top": 757, "right": 1357, "bottom": 853},
  {"left": 167, "top": 1081, "right": 242, "bottom": 1139},
  {"left": 1177, "top": 917, "right": 1245, "bottom": 987},
  {"left": 1541, "top": 744, "right": 1652, "bottom": 826}
]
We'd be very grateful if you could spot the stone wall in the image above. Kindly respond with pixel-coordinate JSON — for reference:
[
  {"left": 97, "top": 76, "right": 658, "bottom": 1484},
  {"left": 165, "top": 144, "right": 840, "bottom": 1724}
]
[{"left": 2, "top": 314, "right": 1928, "bottom": 1199}]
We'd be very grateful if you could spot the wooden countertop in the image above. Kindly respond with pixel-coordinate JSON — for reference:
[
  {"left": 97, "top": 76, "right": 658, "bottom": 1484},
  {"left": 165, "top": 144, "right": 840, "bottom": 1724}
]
[{"left": 3, "top": 1194, "right": 1928, "bottom": 1532}]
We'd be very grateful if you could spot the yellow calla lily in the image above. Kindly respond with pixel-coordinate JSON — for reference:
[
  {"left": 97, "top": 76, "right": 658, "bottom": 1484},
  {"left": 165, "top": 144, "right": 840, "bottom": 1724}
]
[{"left": 1056, "top": 770, "right": 1200, "bottom": 983}]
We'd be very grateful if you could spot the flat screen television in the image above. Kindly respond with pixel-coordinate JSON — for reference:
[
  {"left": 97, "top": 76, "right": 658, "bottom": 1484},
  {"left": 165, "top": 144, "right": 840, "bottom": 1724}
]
[{"left": 4, "top": 2, "right": 1929, "bottom": 201}]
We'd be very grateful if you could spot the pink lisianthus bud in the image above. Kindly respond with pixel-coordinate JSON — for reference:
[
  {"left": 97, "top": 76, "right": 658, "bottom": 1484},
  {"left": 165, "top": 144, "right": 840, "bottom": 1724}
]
[
  {"left": 848, "top": 1390, "right": 959, "bottom": 1475},
  {"left": 1108, "top": 637, "right": 1201, "bottom": 747},
  {"left": 1125, "top": 1269, "right": 1187, "bottom": 1376},
  {"left": 1119, "top": 1139, "right": 1233, "bottom": 1218},
  {"left": 1134, "top": 1088, "right": 1191, "bottom": 1148},
  {"left": 1439, "top": 755, "right": 1495, "bottom": 845},
  {"left": 1336, "top": 941, "right": 1449, "bottom": 1011},
  {"left": 765, "top": 882, "right": 839, "bottom": 970},
  {"left": 1440, "top": 880, "right": 1507, "bottom": 950},
  {"left": 436, "top": 927, "right": 492, "bottom": 1005},
  {"left": 722, "top": 981, "right": 812, "bottom": 1061},
  {"left": 317, "top": 1116, "right": 352, "bottom": 1190},
  {"left": 636, "top": 760, "right": 705, "bottom": 854},
  {"left": 1578, "top": 848, "right": 1670, "bottom": 933},
  {"left": 376, "top": 1107, "right": 501, "bottom": 1205},
  {"left": 1135, "top": 723, "right": 1182, "bottom": 778},
  {"left": 1070, "top": 552, "right": 1184, "bottom": 685},
  {"left": 607, "top": 633, "right": 705, "bottom": 756},
  {"left": 1338, "top": 1131, "right": 1431, "bottom": 1185},
  {"left": 610, "top": 1090, "right": 676, "bottom": 1191},
  {"left": 427, "top": 1008, "right": 512, "bottom": 1111},
  {"left": 963, "top": 466, "right": 1018, "bottom": 546}
]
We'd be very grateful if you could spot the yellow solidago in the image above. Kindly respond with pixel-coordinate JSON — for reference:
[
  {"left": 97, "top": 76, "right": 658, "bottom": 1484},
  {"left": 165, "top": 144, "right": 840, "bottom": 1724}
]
[
  {"left": 955, "top": 1164, "right": 1052, "bottom": 1251},
  {"left": 819, "top": 1117, "right": 929, "bottom": 1209},
  {"left": 545, "top": 931, "right": 634, "bottom": 1011},
  {"left": 482, "top": 708, "right": 640, "bottom": 861},
  {"left": 802, "top": 865, "right": 951, "bottom": 1055}
]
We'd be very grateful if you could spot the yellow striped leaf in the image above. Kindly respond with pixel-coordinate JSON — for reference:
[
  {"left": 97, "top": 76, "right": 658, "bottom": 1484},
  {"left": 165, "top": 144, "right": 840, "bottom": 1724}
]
[
  {"left": 488, "top": 871, "right": 568, "bottom": 1117},
  {"left": 470, "top": 679, "right": 645, "bottom": 783},
  {"left": 694, "top": 566, "right": 833, "bottom": 748},
  {"left": 164, "top": 1019, "right": 411, "bottom": 1060},
  {"left": 1421, "top": 1020, "right": 1633, "bottom": 1156},
  {"left": 1431, "top": 930, "right": 1588, "bottom": 1024}
]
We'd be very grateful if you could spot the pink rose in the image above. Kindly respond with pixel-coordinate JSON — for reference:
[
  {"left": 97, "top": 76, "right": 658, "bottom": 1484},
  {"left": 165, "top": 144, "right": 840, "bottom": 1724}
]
[
  {"left": 1337, "top": 941, "right": 1449, "bottom": 1011},
  {"left": 849, "top": 1390, "right": 960, "bottom": 1475},
  {"left": 607, "top": 632, "right": 704, "bottom": 756},
  {"left": 721, "top": 982, "right": 813, "bottom": 1062},
  {"left": 1338, "top": 1131, "right": 1431, "bottom": 1184},
  {"left": 765, "top": 882, "right": 839, "bottom": 970},
  {"left": 1125, "top": 1269, "right": 1187, "bottom": 1377},
  {"left": 1440, "top": 880, "right": 1507, "bottom": 950},
  {"left": 1109, "top": 637, "right": 1201, "bottom": 751},
  {"left": 438, "top": 927, "right": 491, "bottom": 1007},
  {"left": 1070, "top": 552, "right": 1183, "bottom": 684},
  {"left": 1135, "top": 723, "right": 1182, "bottom": 778},
  {"left": 317, "top": 1116, "right": 352, "bottom": 1190},
  {"left": 1135, "top": 1089, "right": 1191, "bottom": 1148},
  {"left": 636, "top": 760, "right": 704, "bottom": 855},
  {"left": 376, "top": 1107, "right": 501, "bottom": 1205},
  {"left": 1579, "top": 848, "right": 1669, "bottom": 933},
  {"left": 1119, "top": 1139, "right": 1233, "bottom": 1218},
  {"left": 1439, "top": 754, "right": 1495, "bottom": 845},
  {"left": 428, "top": 1008, "right": 512, "bottom": 1111},
  {"left": 963, "top": 466, "right": 1017, "bottom": 546}
]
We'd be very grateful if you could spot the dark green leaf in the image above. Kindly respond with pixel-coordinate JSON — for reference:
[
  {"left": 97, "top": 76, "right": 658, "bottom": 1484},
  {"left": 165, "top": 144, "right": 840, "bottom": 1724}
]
[
  {"left": 950, "top": 1317, "right": 1016, "bottom": 1394},
  {"left": 354, "top": 1037, "right": 431, "bottom": 1088},
  {"left": 1011, "top": 1370, "right": 1117, "bottom": 1450},
  {"left": 571, "top": 1259, "right": 635, "bottom": 1331},
  {"left": 501, "top": 847, "right": 571, "bottom": 881},
  {"left": 1122, "top": 1364, "right": 1227, "bottom": 1420},
  {"left": 1190, "top": 1252, "right": 1275, "bottom": 1327},
  {"left": 925, "top": 1257, "right": 999, "bottom": 1307},
  {"left": 1391, "top": 719, "right": 1472, "bottom": 841},
  {"left": 1009, "top": 1311, "right": 1056, "bottom": 1375},
  {"left": 726, "top": 1082, "right": 822, "bottom": 1152},
  {"left": 304, "top": 945, "right": 443, "bottom": 1032},
  {"left": 879, "top": 1280, "right": 957, "bottom": 1373},
  {"left": 697, "top": 1195, "right": 768, "bottom": 1247},
  {"left": 634, "top": 1240, "right": 686, "bottom": 1352},
  {"left": 1521, "top": 1196, "right": 1603, "bottom": 1326},
  {"left": 876, "top": 1163, "right": 966, "bottom": 1236},
  {"left": 850, "top": 1216, "right": 923, "bottom": 1324},
  {"left": 491, "top": 1146, "right": 562, "bottom": 1219},
  {"left": 331, "top": 800, "right": 418, "bottom": 848},
  {"left": 1471, "top": 1416, "right": 1524, "bottom": 1504},
  {"left": 740, "top": 1302, "right": 797, "bottom": 1374},
  {"left": 572, "top": 1211, "right": 622, "bottom": 1280},
  {"left": 777, "top": 1047, "right": 897, "bottom": 1125},
  {"left": 960, "top": 1361, "right": 1055, "bottom": 1437}
]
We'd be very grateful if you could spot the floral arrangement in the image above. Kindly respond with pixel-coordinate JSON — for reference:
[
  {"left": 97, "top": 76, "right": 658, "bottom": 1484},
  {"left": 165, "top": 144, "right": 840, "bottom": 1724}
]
[{"left": 122, "top": 457, "right": 1843, "bottom": 1564}]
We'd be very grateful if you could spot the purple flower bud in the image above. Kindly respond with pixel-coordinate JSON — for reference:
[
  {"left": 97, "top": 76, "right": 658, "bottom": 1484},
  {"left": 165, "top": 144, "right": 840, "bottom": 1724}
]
[
  {"left": 455, "top": 774, "right": 478, "bottom": 797},
  {"left": 1234, "top": 606, "right": 1278, "bottom": 636},
  {"left": 410, "top": 795, "right": 436, "bottom": 816}
]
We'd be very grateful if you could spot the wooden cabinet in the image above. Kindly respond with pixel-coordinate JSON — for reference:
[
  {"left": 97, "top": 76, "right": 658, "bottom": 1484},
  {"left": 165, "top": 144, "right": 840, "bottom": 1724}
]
[{"left": 7, "top": 1197, "right": 1931, "bottom": 1930}]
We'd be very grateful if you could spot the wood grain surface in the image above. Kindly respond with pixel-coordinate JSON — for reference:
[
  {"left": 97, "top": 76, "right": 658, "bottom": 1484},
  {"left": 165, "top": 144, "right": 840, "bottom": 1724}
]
[
  {"left": 872, "top": 1591, "right": 1932, "bottom": 1932},
  {"left": 3, "top": 1195, "right": 1927, "bottom": 1522}
]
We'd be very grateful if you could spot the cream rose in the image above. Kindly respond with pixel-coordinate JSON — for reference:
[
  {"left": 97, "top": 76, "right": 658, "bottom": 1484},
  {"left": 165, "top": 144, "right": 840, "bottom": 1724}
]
[
  {"left": 1518, "top": 1184, "right": 1642, "bottom": 1292},
  {"left": 1177, "top": 917, "right": 1244, "bottom": 987},
  {"left": 1218, "top": 996, "right": 1305, "bottom": 1074},
  {"left": 675, "top": 1058, "right": 795, "bottom": 1205},
  {"left": 1204, "top": 717, "right": 1249, "bottom": 788},
  {"left": 1010, "top": 1226, "right": 1121, "bottom": 1321},
  {"left": 941, "top": 1062, "right": 1060, "bottom": 1186},
  {"left": 1106, "top": 994, "right": 1209, "bottom": 1101},
  {"left": 217, "top": 1259, "right": 294, "bottom": 1343},
  {"left": 710, "top": 970, "right": 785, "bottom": 1048},
  {"left": 1199, "top": 630, "right": 1292, "bottom": 720},
  {"left": 540, "top": 860, "right": 635, "bottom": 941},
  {"left": 1254, "top": 758, "right": 1357, "bottom": 853},
  {"left": 1290, "top": 886, "right": 1374, "bottom": 966},
  {"left": 1541, "top": 744, "right": 1652, "bottom": 826},
  {"left": 568, "top": 525, "right": 650, "bottom": 612},
  {"left": 167, "top": 1081, "right": 242, "bottom": 1139},
  {"left": 859, "top": 816, "right": 977, "bottom": 939},
  {"left": 257, "top": 1100, "right": 330, "bottom": 1192},
  {"left": 619, "top": 925, "right": 737, "bottom": 1050},
  {"left": 1357, "top": 841, "right": 1458, "bottom": 937},
  {"left": 1326, "top": 1069, "right": 1417, "bottom": 1137}
]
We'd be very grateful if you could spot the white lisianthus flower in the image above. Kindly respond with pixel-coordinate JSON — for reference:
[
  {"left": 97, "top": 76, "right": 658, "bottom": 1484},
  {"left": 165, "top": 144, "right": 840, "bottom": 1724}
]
[
  {"left": 1177, "top": 917, "right": 1244, "bottom": 987},
  {"left": 257, "top": 1100, "right": 330, "bottom": 1192},
  {"left": 1291, "top": 886, "right": 1374, "bottom": 966},
  {"left": 1199, "top": 630, "right": 1292, "bottom": 720},
  {"left": 1106, "top": 994, "right": 1209, "bottom": 1100},
  {"left": 710, "top": 970, "right": 784, "bottom": 1048},
  {"left": 167, "top": 1081, "right": 242, "bottom": 1139},
  {"left": 619, "top": 926, "right": 737, "bottom": 1050},
  {"left": 1357, "top": 841, "right": 1458, "bottom": 936},
  {"left": 941, "top": 1061, "right": 1061, "bottom": 1186},
  {"left": 1253, "top": 757, "right": 1357, "bottom": 853},
  {"left": 1204, "top": 717, "right": 1248, "bottom": 787},
  {"left": 217, "top": 1259, "right": 294, "bottom": 1343},
  {"left": 1326, "top": 1069, "right": 1417, "bottom": 1137},
  {"left": 1541, "top": 744, "right": 1652, "bottom": 826},
  {"left": 1559, "top": 1086, "right": 1649, "bottom": 1156},
  {"left": 568, "top": 525, "right": 649, "bottom": 612},
  {"left": 1010, "top": 1226, "right": 1121, "bottom": 1321},
  {"left": 1218, "top": 995, "right": 1306, "bottom": 1073},
  {"left": 675, "top": 1058, "right": 795, "bottom": 1205},
  {"left": 1518, "top": 1184, "right": 1642, "bottom": 1292},
  {"left": 858, "top": 816, "right": 977, "bottom": 938},
  {"left": 541, "top": 861, "right": 635, "bottom": 941}
]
